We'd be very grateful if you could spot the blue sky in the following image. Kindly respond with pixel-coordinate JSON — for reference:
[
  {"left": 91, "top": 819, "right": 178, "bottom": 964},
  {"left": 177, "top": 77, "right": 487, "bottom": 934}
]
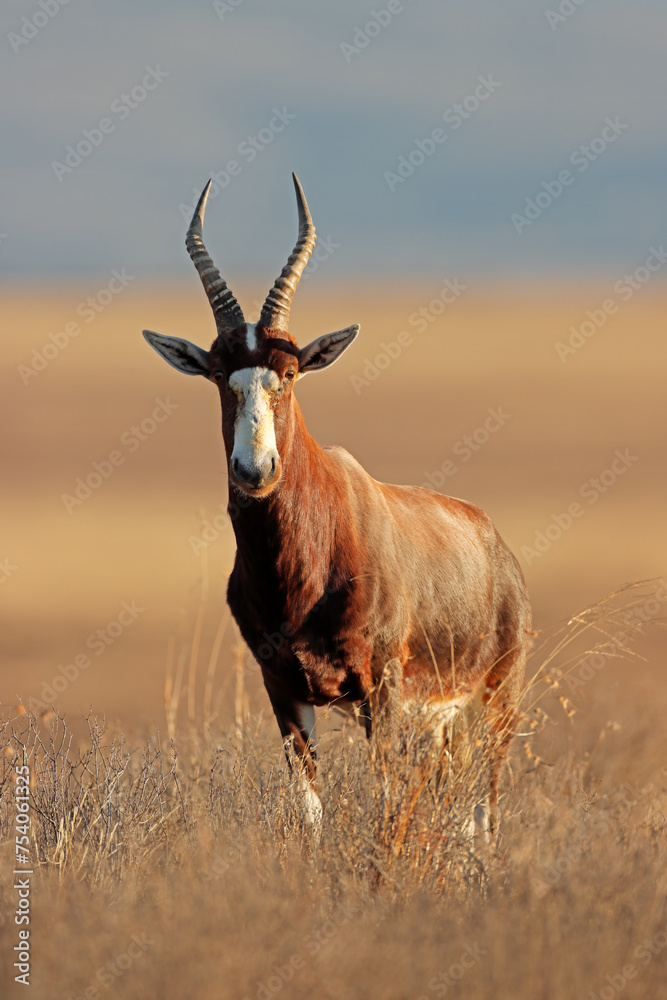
[{"left": 2, "top": 0, "right": 666, "bottom": 281}]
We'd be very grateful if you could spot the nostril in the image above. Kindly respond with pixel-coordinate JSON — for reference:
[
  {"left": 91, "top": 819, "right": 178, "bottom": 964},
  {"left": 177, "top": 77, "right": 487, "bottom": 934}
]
[
  {"left": 233, "top": 458, "right": 261, "bottom": 487},
  {"left": 233, "top": 458, "right": 250, "bottom": 483},
  {"left": 232, "top": 455, "right": 277, "bottom": 489}
]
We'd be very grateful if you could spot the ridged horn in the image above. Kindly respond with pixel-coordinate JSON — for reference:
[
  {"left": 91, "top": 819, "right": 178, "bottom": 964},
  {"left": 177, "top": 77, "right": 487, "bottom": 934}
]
[
  {"left": 259, "top": 173, "right": 317, "bottom": 332},
  {"left": 185, "top": 181, "right": 245, "bottom": 337}
]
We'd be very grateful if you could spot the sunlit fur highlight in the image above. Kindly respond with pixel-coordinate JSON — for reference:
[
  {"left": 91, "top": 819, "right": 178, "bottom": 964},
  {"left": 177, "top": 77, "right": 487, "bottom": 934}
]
[{"left": 214, "top": 322, "right": 532, "bottom": 835}]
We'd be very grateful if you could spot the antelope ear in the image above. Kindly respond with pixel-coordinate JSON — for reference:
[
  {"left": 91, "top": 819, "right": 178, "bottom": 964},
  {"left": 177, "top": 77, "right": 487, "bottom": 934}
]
[
  {"left": 142, "top": 330, "right": 210, "bottom": 376},
  {"left": 298, "top": 324, "right": 359, "bottom": 375}
]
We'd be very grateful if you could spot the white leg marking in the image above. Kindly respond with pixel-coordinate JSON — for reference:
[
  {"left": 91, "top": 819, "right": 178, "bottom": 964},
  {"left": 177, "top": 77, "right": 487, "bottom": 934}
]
[
  {"left": 298, "top": 774, "right": 323, "bottom": 828},
  {"left": 295, "top": 704, "right": 321, "bottom": 829}
]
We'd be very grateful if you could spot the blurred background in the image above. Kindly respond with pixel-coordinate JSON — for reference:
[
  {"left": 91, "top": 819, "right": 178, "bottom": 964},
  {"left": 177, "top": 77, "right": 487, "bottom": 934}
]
[{"left": 1, "top": 0, "right": 665, "bottom": 732}]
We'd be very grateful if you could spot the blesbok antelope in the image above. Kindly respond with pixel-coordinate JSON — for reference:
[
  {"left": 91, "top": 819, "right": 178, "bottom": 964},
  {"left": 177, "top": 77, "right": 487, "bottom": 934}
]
[{"left": 143, "top": 174, "right": 531, "bottom": 836}]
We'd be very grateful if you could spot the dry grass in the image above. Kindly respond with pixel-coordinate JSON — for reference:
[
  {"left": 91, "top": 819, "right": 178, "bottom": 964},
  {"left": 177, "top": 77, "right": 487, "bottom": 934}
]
[
  {"left": 2, "top": 283, "right": 666, "bottom": 997},
  {"left": 1, "top": 585, "right": 666, "bottom": 999}
]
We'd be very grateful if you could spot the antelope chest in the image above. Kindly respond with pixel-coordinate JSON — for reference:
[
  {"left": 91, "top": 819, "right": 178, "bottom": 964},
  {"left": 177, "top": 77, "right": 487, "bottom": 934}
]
[{"left": 256, "top": 637, "right": 372, "bottom": 708}]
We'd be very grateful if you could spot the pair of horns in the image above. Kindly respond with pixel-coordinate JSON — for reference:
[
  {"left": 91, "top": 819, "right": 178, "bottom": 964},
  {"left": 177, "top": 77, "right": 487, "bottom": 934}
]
[{"left": 186, "top": 173, "right": 316, "bottom": 336}]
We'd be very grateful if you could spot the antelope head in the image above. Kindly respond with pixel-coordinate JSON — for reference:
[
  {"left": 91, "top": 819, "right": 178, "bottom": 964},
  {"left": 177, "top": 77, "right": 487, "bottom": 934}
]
[{"left": 143, "top": 175, "right": 358, "bottom": 497}]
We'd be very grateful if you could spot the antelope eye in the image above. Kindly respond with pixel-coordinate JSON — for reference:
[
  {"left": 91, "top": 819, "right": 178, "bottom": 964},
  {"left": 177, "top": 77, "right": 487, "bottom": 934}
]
[
  {"left": 285, "top": 370, "right": 295, "bottom": 381},
  {"left": 213, "top": 371, "right": 224, "bottom": 382}
]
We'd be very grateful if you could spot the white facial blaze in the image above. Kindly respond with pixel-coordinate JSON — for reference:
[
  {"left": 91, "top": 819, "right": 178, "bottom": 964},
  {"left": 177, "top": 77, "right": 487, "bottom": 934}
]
[
  {"left": 229, "top": 367, "right": 280, "bottom": 471},
  {"left": 245, "top": 322, "right": 258, "bottom": 351}
]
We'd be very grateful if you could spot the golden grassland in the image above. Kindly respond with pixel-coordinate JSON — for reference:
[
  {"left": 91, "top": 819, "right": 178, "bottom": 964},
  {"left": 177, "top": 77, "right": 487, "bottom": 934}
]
[
  {"left": 1, "top": 283, "right": 666, "bottom": 997},
  {"left": 1, "top": 591, "right": 666, "bottom": 1000}
]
